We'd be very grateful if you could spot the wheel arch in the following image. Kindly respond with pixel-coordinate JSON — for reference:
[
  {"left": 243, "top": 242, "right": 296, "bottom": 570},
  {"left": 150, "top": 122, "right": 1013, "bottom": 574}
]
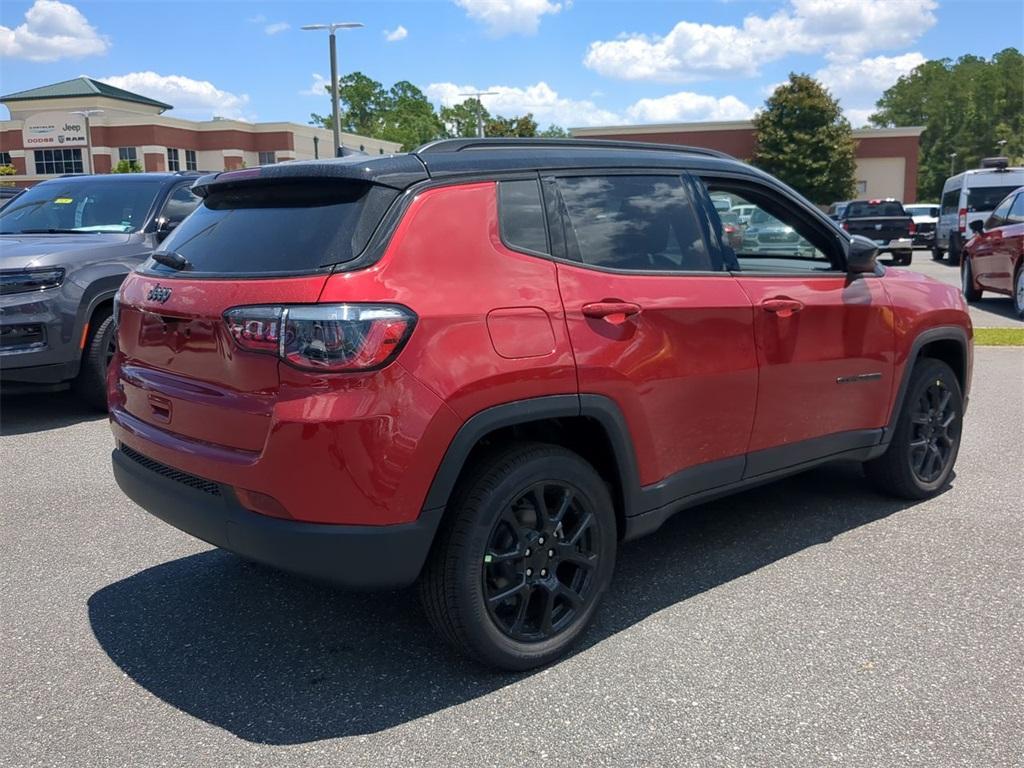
[
  {"left": 887, "top": 326, "right": 971, "bottom": 439},
  {"left": 422, "top": 395, "right": 642, "bottom": 540}
]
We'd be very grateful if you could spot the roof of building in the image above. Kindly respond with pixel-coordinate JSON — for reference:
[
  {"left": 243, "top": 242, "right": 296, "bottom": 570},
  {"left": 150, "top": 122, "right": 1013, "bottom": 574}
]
[{"left": 0, "top": 77, "right": 173, "bottom": 111}]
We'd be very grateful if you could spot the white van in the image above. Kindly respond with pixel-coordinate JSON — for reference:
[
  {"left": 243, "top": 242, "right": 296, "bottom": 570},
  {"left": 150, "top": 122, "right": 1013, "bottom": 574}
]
[{"left": 935, "top": 158, "right": 1024, "bottom": 264}]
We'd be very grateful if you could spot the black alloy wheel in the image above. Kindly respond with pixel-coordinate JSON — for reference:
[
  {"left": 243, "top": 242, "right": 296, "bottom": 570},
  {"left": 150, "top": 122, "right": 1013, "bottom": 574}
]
[
  {"left": 907, "top": 379, "right": 959, "bottom": 484},
  {"left": 482, "top": 482, "right": 598, "bottom": 642}
]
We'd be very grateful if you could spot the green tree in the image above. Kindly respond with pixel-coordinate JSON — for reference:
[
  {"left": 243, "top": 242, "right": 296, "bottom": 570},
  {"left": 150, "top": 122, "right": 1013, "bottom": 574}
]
[
  {"left": 112, "top": 159, "right": 142, "bottom": 173},
  {"left": 0, "top": 164, "right": 16, "bottom": 187},
  {"left": 870, "top": 48, "right": 1024, "bottom": 199},
  {"left": 485, "top": 113, "right": 538, "bottom": 138},
  {"left": 378, "top": 81, "right": 443, "bottom": 150},
  {"left": 539, "top": 124, "right": 569, "bottom": 138},
  {"left": 439, "top": 98, "right": 489, "bottom": 138},
  {"left": 753, "top": 74, "right": 857, "bottom": 205}
]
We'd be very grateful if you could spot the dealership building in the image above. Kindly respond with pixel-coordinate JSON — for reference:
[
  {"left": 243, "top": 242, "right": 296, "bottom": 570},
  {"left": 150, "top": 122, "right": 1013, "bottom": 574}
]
[
  {"left": 0, "top": 77, "right": 401, "bottom": 186},
  {"left": 572, "top": 121, "right": 925, "bottom": 202}
]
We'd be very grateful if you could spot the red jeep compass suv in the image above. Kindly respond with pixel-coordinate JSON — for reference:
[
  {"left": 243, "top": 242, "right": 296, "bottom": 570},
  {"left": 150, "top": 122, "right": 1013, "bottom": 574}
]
[{"left": 109, "top": 139, "right": 973, "bottom": 670}]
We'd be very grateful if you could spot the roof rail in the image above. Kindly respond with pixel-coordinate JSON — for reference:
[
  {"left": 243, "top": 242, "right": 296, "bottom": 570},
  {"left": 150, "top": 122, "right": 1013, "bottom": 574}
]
[{"left": 414, "top": 137, "right": 734, "bottom": 160}]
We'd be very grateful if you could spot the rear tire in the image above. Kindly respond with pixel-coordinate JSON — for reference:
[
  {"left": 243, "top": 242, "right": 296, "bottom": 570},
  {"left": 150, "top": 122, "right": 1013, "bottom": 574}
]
[
  {"left": 947, "top": 235, "right": 961, "bottom": 266},
  {"left": 961, "top": 258, "right": 982, "bottom": 302},
  {"left": 865, "top": 359, "right": 963, "bottom": 500},
  {"left": 895, "top": 251, "right": 912, "bottom": 266},
  {"left": 73, "top": 310, "right": 115, "bottom": 412},
  {"left": 1014, "top": 266, "right": 1024, "bottom": 319},
  {"left": 931, "top": 246, "right": 944, "bottom": 261},
  {"left": 418, "top": 443, "right": 616, "bottom": 671}
]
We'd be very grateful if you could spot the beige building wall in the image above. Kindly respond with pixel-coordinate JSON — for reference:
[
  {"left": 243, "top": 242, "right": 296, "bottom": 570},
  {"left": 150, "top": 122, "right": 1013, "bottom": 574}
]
[{"left": 854, "top": 157, "right": 906, "bottom": 200}]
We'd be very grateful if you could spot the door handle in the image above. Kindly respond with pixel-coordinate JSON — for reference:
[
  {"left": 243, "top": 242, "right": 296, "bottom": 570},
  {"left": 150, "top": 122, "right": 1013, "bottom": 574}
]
[
  {"left": 581, "top": 301, "right": 642, "bottom": 325},
  {"left": 760, "top": 297, "right": 804, "bottom": 318}
]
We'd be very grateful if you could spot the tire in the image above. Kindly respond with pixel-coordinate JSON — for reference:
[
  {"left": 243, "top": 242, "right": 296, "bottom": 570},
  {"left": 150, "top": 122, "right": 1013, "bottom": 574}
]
[
  {"left": 1014, "top": 265, "right": 1024, "bottom": 320},
  {"left": 418, "top": 442, "right": 616, "bottom": 671},
  {"left": 72, "top": 310, "right": 115, "bottom": 412},
  {"left": 961, "top": 258, "right": 982, "bottom": 302},
  {"left": 931, "top": 246, "right": 944, "bottom": 261},
  {"left": 865, "top": 359, "right": 963, "bottom": 500},
  {"left": 947, "top": 234, "right": 961, "bottom": 266},
  {"left": 895, "top": 251, "right": 912, "bottom": 266}
]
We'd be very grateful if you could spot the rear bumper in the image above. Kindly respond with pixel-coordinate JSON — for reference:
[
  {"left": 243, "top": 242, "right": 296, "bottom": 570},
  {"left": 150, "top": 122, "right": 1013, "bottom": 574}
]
[{"left": 111, "top": 447, "right": 443, "bottom": 590}]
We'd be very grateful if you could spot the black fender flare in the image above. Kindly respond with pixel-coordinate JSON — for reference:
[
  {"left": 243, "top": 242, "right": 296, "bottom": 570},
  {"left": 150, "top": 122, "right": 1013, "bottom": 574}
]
[{"left": 421, "top": 394, "right": 643, "bottom": 519}]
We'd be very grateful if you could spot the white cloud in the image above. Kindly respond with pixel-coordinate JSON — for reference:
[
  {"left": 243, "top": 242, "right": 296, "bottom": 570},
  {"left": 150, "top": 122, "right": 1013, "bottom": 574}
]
[
  {"left": 101, "top": 72, "right": 252, "bottom": 121},
  {"left": 626, "top": 92, "right": 754, "bottom": 123},
  {"left": 300, "top": 73, "right": 330, "bottom": 97},
  {"left": 426, "top": 81, "right": 618, "bottom": 127},
  {"left": 0, "top": 0, "right": 109, "bottom": 62},
  {"left": 264, "top": 21, "right": 289, "bottom": 35},
  {"left": 453, "top": 0, "right": 567, "bottom": 36},
  {"left": 816, "top": 52, "right": 925, "bottom": 127},
  {"left": 584, "top": 0, "right": 936, "bottom": 82},
  {"left": 384, "top": 25, "right": 408, "bottom": 42}
]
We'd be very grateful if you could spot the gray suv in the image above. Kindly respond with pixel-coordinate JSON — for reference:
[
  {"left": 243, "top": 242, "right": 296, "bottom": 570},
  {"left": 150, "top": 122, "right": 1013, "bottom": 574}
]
[{"left": 0, "top": 173, "right": 201, "bottom": 408}]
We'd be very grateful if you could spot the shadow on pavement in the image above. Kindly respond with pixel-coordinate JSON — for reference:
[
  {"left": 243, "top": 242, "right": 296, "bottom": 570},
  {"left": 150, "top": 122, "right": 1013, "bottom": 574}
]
[
  {"left": 88, "top": 461, "right": 922, "bottom": 744},
  {"left": 0, "top": 389, "right": 106, "bottom": 436}
]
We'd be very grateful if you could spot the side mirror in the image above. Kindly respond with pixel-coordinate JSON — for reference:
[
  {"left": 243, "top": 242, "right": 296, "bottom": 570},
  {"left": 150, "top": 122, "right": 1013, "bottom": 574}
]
[
  {"left": 969, "top": 219, "right": 984, "bottom": 235},
  {"left": 155, "top": 218, "right": 179, "bottom": 242},
  {"left": 846, "top": 235, "right": 878, "bottom": 275}
]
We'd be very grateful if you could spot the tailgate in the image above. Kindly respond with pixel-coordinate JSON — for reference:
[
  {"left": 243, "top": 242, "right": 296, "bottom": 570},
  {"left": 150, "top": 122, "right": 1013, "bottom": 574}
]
[
  {"left": 116, "top": 273, "right": 328, "bottom": 452},
  {"left": 847, "top": 217, "right": 909, "bottom": 242}
]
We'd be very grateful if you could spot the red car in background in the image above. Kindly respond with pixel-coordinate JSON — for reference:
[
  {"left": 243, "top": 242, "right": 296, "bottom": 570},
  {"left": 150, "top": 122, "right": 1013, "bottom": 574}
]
[{"left": 961, "top": 185, "right": 1024, "bottom": 318}]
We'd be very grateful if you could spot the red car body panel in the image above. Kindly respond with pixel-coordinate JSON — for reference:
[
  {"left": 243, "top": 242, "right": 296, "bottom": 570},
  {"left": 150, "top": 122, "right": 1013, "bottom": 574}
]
[
  {"left": 965, "top": 219, "right": 1023, "bottom": 297},
  {"left": 556, "top": 266, "right": 757, "bottom": 485}
]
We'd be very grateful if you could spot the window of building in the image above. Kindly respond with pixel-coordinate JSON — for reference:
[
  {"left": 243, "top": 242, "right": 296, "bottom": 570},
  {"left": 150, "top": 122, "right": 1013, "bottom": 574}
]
[
  {"left": 498, "top": 180, "right": 548, "bottom": 255},
  {"left": 34, "top": 149, "right": 83, "bottom": 175},
  {"left": 856, "top": 180, "right": 868, "bottom": 194},
  {"left": 167, "top": 148, "right": 180, "bottom": 172},
  {"left": 118, "top": 147, "right": 138, "bottom": 163},
  {"left": 555, "top": 174, "right": 711, "bottom": 272},
  {"left": 0, "top": 151, "right": 12, "bottom": 167},
  {"left": 258, "top": 151, "right": 276, "bottom": 165},
  {"left": 185, "top": 150, "right": 197, "bottom": 171}
]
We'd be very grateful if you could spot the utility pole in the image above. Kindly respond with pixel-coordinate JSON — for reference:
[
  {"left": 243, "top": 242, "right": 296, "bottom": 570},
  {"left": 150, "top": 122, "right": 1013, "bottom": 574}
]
[
  {"left": 70, "top": 109, "right": 103, "bottom": 174},
  {"left": 302, "top": 22, "right": 364, "bottom": 157},
  {"left": 459, "top": 91, "right": 497, "bottom": 138}
]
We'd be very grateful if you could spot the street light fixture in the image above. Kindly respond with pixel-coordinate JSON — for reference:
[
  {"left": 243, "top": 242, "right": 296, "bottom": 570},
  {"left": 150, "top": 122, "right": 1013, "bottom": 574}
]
[
  {"left": 302, "top": 22, "right": 364, "bottom": 158},
  {"left": 70, "top": 109, "right": 103, "bottom": 174},
  {"left": 996, "top": 139, "right": 1008, "bottom": 153},
  {"left": 459, "top": 91, "right": 498, "bottom": 138}
]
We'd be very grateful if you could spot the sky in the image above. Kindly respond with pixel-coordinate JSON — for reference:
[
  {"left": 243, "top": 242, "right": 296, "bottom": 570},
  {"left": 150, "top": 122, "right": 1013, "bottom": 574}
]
[{"left": 1, "top": 0, "right": 1021, "bottom": 129}]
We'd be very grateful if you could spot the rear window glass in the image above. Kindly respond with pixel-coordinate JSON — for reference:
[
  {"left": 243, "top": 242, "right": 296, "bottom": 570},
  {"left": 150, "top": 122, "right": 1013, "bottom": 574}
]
[
  {"left": 149, "top": 181, "right": 394, "bottom": 275},
  {"left": 966, "top": 185, "right": 1019, "bottom": 213},
  {"left": 845, "top": 201, "right": 906, "bottom": 218}
]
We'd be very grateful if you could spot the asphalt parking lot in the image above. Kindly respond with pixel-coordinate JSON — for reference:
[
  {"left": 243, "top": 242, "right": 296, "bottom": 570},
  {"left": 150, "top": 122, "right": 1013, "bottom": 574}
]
[{"left": 2, "top": 353, "right": 1022, "bottom": 767}]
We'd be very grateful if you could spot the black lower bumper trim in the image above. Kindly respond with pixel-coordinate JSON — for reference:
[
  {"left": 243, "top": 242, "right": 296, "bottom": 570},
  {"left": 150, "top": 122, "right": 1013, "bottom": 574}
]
[{"left": 112, "top": 448, "right": 443, "bottom": 590}]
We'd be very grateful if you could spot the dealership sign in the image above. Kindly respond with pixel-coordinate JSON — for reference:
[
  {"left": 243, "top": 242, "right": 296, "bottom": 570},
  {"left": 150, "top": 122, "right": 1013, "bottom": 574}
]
[{"left": 22, "top": 112, "right": 88, "bottom": 148}]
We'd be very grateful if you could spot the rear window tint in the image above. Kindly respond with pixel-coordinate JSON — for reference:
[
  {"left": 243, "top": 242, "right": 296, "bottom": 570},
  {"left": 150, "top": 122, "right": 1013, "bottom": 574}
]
[
  {"left": 845, "top": 201, "right": 906, "bottom": 217},
  {"left": 966, "top": 185, "right": 1020, "bottom": 212},
  {"left": 149, "top": 181, "right": 395, "bottom": 275},
  {"left": 499, "top": 179, "right": 548, "bottom": 254}
]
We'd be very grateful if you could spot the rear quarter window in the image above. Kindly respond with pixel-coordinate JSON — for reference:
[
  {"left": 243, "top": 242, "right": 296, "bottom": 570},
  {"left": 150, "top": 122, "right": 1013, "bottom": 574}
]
[
  {"left": 148, "top": 181, "right": 397, "bottom": 276},
  {"left": 498, "top": 179, "right": 549, "bottom": 255}
]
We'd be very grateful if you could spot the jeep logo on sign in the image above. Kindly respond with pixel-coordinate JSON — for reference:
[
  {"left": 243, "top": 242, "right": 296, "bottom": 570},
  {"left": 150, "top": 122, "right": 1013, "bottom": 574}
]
[{"left": 147, "top": 285, "right": 172, "bottom": 303}]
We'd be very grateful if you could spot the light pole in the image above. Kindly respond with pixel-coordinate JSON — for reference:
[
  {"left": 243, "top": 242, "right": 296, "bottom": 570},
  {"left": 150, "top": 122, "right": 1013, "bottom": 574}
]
[
  {"left": 949, "top": 152, "right": 957, "bottom": 176},
  {"left": 302, "top": 22, "right": 364, "bottom": 158},
  {"left": 996, "top": 139, "right": 1008, "bottom": 154},
  {"left": 70, "top": 109, "right": 103, "bottom": 174},
  {"left": 459, "top": 91, "right": 497, "bottom": 137}
]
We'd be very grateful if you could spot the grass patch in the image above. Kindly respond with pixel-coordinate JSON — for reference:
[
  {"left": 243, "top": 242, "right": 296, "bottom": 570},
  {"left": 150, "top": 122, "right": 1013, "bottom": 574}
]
[{"left": 975, "top": 327, "right": 1024, "bottom": 346}]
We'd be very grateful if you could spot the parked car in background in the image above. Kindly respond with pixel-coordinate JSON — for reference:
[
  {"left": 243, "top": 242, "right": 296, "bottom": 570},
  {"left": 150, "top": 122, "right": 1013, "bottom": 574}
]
[
  {"left": 960, "top": 185, "right": 1024, "bottom": 318},
  {"left": 710, "top": 193, "right": 732, "bottom": 212},
  {"left": 836, "top": 199, "right": 914, "bottom": 265},
  {"left": 741, "top": 207, "right": 817, "bottom": 258},
  {"left": 936, "top": 158, "right": 1024, "bottom": 265},
  {"left": 827, "top": 201, "right": 851, "bottom": 221},
  {"left": 730, "top": 203, "right": 757, "bottom": 225},
  {"left": 905, "top": 203, "right": 939, "bottom": 249},
  {"left": 719, "top": 210, "right": 743, "bottom": 249},
  {"left": 0, "top": 172, "right": 202, "bottom": 408},
  {"left": 108, "top": 138, "right": 973, "bottom": 671}
]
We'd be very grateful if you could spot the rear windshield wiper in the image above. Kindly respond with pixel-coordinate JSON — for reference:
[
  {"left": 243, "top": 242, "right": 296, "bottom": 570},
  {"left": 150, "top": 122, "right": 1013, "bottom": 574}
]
[{"left": 152, "top": 251, "right": 193, "bottom": 271}]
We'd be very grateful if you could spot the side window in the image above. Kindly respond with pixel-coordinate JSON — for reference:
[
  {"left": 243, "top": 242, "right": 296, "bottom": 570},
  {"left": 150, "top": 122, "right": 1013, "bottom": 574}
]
[
  {"left": 161, "top": 184, "right": 201, "bottom": 224},
  {"left": 498, "top": 179, "right": 548, "bottom": 255},
  {"left": 554, "top": 174, "right": 714, "bottom": 271},
  {"left": 1008, "top": 194, "right": 1024, "bottom": 225},
  {"left": 987, "top": 195, "right": 1014, "bottom": 228},
  {"left": 941, "top": 188, "right": 960, "bottom": 215},
  {"left": 698, "top": 178, "right": 840, "bottom": 273}
]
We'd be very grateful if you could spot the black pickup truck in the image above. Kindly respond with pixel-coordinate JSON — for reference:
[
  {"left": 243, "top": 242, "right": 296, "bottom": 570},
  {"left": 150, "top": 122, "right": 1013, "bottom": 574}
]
[{"left": 836, "top": 199, "right": 914, "bottom": 265}]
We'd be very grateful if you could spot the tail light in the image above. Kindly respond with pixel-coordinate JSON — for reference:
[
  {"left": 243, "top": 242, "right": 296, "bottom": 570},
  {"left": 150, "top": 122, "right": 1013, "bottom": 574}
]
[
  {"left": 224, "top": 303, "right": 416, "bottom": 372},
  {"left": 841, "top": 221, "right": 849, "bottom": 231},
  {"left": 958, "top": 208, "right": 967, "bottom": 233},
  {"left": 908, "top": 221, "right": 917, "bottom": 235}
]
